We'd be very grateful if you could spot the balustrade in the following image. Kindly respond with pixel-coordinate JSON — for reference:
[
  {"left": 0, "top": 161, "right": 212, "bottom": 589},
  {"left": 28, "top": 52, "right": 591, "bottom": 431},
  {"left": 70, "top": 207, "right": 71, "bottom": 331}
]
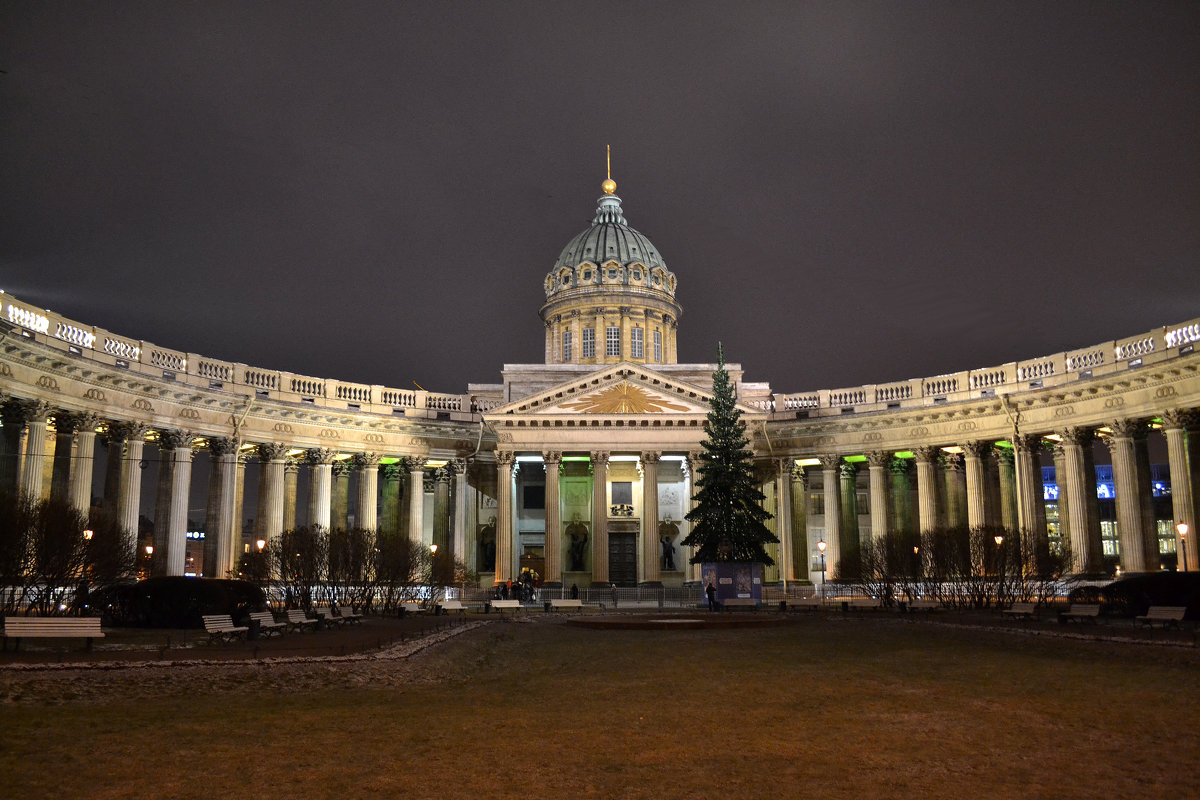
[{"left": 1114, "top": 335, "right": 1156, "bottom": 361}]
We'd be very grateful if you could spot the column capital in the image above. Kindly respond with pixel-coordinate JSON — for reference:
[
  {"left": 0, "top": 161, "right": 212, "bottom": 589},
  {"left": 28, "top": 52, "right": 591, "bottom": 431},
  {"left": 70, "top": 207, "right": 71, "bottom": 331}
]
[
  {"left": 790, "top": 462, "right": 807, "bottom": 485},
  {"left": 157, "top": 429, "right": 194, "bottom": 451},
  {"left": 942, "top": 451, "right": 964, "bottom": 472},
  {"left": 838, "top": 460, "right": 859, "bottom": 479},
  {"left": 640, "top": 451, "right": 662, "bottom": 465},
  {"left": 306, "top": 447, "right": 336, "bottom": 466},
  {"left": 351, "top": 452, "right": 383, "bottom": 470},
  {"left": 65, "top": 411, "right": 103, "bottom": 433},
  {"left": 1012, "top": 433, "right": 1042, "bottom": 454},
  {"left": 332, "top": 460, "right": 352, "bottom": 478},
  {"left": 961, "top": 440, "right": 991, "bottom": 459},
  {"left": 105, "top": 420, "right": 150, "bottom": 444},
  {"left": 541, "top": 451, "right": 562, "bottom": 467},
  {"left": 406, "top": 455, "right": 429, "bottom": 472},
  {"left": 1106, "top": 417, "right": 1147, "bottom": 440},
  {"left": 1160, "top": 408, "right": 1197, "bottom": 432},
  {"left": 3, "top": 398, "right": 52, "bottom": 425},
  {"left": 1056, "top": 426, "right": 1094, "bottom": 447},
  {"left": 818, "top": 454, "right": 842, "bottom": 471},
  {"left": 889, "top": 455, "right": 914, "bottom": 477},
  {"left": 912, "top": 445, "right": 940, "bottom": 464},
  {"left": 994, "top": 447, "right": 1014, "bottom": 467},
  {"left": 590, "top": 450, "right": 610, "bottom": 468},
  {"left": 450, "top": 457, "right": 469, "bottom": 475},
  {"left": 865, "top": 450, "right": 891, "bottom": 468},
  {"left": 776, "top": 457, "right": 794, "bottom": 477},
  {"left": 435, "top": 465, "right": 452, "bottom": 484},
  {"left": 284, "top": 456, "right": 302, "bottom": 474},
  {"left": 381, "top": 462, "right": 402, "bottom": 481},
  {"left": 256, "top": 442, "right": 290, "bottom": 462},
  {"left": 494, "top": 451, "right": 515, "bottom": 467},
  {"left": 207, "top": 436, "right": 239, "bottom": 458}
]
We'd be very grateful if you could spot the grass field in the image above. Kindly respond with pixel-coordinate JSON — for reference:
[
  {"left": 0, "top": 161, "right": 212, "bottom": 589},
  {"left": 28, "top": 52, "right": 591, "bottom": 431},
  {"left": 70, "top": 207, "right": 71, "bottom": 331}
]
[{"left": 2, "top": 615, "right": 1196, "bottom": 799}]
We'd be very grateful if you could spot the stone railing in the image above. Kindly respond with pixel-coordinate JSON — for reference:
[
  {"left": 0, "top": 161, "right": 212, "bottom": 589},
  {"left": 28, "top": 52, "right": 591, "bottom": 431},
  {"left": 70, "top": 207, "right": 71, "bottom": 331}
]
[{"left": 0, "top": 291, "right": 482, "bottom": 420}]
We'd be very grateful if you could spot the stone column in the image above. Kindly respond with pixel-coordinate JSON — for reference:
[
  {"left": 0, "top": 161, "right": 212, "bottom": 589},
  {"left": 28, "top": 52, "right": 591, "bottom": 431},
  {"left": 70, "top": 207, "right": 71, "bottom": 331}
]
[
  {"left": 352, "top": 453, "right": 381, "bottom": 532},
  {"left": 590, "top": 451, "right": 610, "bottom": 584},
  {"left": 49, "top": 412, "right": 77, "bottom": 504},
  {"left": 839, "top": 460, "right": 860, "bottom": 580},
  {"left": 433, "top": 465, "right": 452, "bottom": 552},
  {"left": 1013, "top": 435, "right": 1048, "bottom": 565},
  {"left": 234, "top": 453, "right": 247, "bottom": 546},
  {"left": 1051, "top": 441, "right": 1072, "bottom": 556},
  {"left": 105, "top": 422, "right": 149, "bottom": 551},
  {"left": 865, "top": 451, "right": 891, "bottom": 540},
  {"left": 914, "top": 446, "right": 941, "bottom": 535},
  {"left": 819, "top": 455, "right": 842, "bottom": 581},
  {"left": 331, "top": 459, "right": 350, "bottom": 530},
  {"left": 452, "top": 458, "right": 469, "bottom": 562},
  {"left": 639, "top": 451, "right": 661, "bottom": 585},
  {"left": 306, "top": 448, "right": 335, "bottom": 530},
  {"left": 380, "top": 463, "right": 402, "bottom": 533},
  {"left": 1162, "top": 410, "right": 1199, "bottom": 572},
  {"left": 942, "top": 452, "right": 967, "bottom": 530},
  {"left": 0, "top": 400, "right": 29, "bottom": 495},
  {"left": 255, "top": 443, "right": 289, "bottom": 541},
  {"left": 790, "top": 464, "right": 809, "bottom": 581},
  {"left": 889, "top": 456, "right": 915, "bottom": 534},
  {"left": 1057, "top": 427, "right": 1103, "bottom": 574},
  {"left": 67, "top": 413, "right": 101, "bottom": 513},
  {"left": 685, "top": 452, "right": 701, "bottom": 583},
  {"left": 281, "top": 457, "right": 299, "bottom": 532},
  {"left": 1108, "top": 419, "right": 1157, "bottom": 573},
  {"left": 542, "top": 452, "right": 563, "bottom": 586},
  {"left": 774, "top": 457, "right": 794, "bottom": 583},
  {"left": 204, "top": 437, "right": 240, "bottom": 578},
  {"left": 495, "top": 451, "right": 514, "bottom": 585},
  {"left": 962, "top": 441, "right": 991, "bottom": 531},
  {"left": 16, "top": 400, "right": 52, "bottom": 500},
  {"left": 996, "top": 447, "right": 1017, "bottom": 531},
  {"left": 154, "top": 430, "right": 194, "bottom": 576},
  {"left": 406, "top": 456, "right": 428, "bottom": 543}
]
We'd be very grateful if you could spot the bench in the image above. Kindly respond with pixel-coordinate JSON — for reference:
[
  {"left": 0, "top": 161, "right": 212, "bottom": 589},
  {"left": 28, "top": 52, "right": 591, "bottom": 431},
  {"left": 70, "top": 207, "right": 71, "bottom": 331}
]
[
  {"left": 248, "top": 611, "right": 287, "bottom": 637},
  {"left": 548, "top": 598, "right": 584, "bottom": 613},
  {"left": 399, "top": 602, "right": 428, "bottom": 617},
  {"left": 202, "top": 614, "right": 249, "bottom": 644},
  {"left": 2, "top": 616, "right": 105, "bottom": 652},
  {"left": 1003, "top": 602, "right": 1038, "bottom": 620},
  {"left": 284, "top": 609, "right": 320, "bottom": 633},
  {"left": 489, "top": 599, "right": 523, "bottom": 614},
  {"left": 722, "top": 599, "right": 759, "bottom": 611},
  {"left": 785, "top": 596, "right": 823, "bottom": 611},
  {"left": 847, "top": 598, "right": 882, "bottom": 611},
  {"left": 313, "top": 607, "right": 346, "bottom": 628},
  {"left": 1135, "top": 606, "right": 1187, "bottom": 630},
  {"left": 1059, "top": 603, "right": 1101, "bottom": 624},
  {"left": 438, "top": 600, "right": 468, "bottom": 614},
  {"left": 333, "top": 606, "right": 363, "bottom": 624},
  {"left": 906, "top": 599, "right": 939, "bottom": 612}
]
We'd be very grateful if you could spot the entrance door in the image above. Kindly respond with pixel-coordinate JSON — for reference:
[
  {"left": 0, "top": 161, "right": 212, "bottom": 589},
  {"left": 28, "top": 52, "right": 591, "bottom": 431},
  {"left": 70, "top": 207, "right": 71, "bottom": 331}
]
[{"left": 609, "top": 533, "right": 637, "bottom": 586}]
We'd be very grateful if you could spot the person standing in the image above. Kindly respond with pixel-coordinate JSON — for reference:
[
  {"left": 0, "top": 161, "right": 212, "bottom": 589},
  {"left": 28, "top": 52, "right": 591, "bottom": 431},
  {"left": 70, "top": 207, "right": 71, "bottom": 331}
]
[
  {"left": 610, "top": 582, "right": 618, "bottom": 608},
  {"left": 706, "top": 581, "right": 717, "bottom": 612}
]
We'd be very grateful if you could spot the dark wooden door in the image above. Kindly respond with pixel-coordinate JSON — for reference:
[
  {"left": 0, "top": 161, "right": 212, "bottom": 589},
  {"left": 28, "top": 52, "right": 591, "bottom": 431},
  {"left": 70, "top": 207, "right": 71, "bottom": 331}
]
[{"left": 609, "top": 533, "right": 637, "bottom": 586}]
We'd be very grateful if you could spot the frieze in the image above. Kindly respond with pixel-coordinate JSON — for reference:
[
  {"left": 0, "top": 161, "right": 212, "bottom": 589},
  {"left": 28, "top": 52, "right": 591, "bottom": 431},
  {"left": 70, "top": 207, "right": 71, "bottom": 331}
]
[
  {"left": 1053, "top": 406, "right": 1076, "bottom": 417},
  {"left": 178, "top": 408, "right": 200, "bottom": 420},
  {"left": 1104, "top": 397, "right": 1125, "bottom": 409},
  {"left": 319, "top": 429, "right": 340, "bottom": 439},
  {"left": 273, "top": 422, "right": 294, "bottom": 433},
  {"left": 363, "top": 433, "right": 384, "bottom": 444},
  {"left": 956, "top": 421, "right": 977, "bottom": 432},
  {"left": 36, "top": 375, "right": 60, "bottom": 391},
  {"left": 131, "top": 398, "right": 153, "bottom": 412},
  {"left": 862, "top": 432, "right": 883, "bottom": 443},
  {"left": 83, "top": 387, "right": 107, "bottom": 402},
  {"left": 1156, "top": 385, "right": 1177, "bottom": 399},
  {"left": 908, "top": 427, "right": 929, "bottom": 438}
]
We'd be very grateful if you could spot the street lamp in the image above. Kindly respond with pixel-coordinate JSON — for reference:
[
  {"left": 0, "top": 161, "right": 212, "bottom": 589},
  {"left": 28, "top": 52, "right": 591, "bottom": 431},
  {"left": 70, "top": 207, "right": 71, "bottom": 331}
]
[
  {"left": 1180, "top": 522, "right": 1190, "bottom": 573},
  {"left": 817, "top": 539, "right": 827, "bottom": 596},
  {"left": 82, "top": 529, "right": 93, "bottom": 541}
]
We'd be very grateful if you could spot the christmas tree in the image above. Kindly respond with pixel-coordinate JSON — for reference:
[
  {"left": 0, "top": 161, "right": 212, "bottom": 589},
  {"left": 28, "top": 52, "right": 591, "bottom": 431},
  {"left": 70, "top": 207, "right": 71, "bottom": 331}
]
[{"left": 683, "top": 344, "right": 777, "bottom": 564}]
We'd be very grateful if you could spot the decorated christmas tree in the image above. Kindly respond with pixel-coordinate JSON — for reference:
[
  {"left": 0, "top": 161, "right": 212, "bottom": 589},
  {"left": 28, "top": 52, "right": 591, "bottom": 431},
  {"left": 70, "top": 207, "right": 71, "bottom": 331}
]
[{"left": 683, "top": 344, "right": 777, "bottom": 564}]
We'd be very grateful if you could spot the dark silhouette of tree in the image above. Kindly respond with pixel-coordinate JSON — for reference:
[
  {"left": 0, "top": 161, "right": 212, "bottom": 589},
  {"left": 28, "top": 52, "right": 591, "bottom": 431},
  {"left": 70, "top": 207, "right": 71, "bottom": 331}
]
[{"left": 682, "top": 344, "right": 777, "bottom": 564}]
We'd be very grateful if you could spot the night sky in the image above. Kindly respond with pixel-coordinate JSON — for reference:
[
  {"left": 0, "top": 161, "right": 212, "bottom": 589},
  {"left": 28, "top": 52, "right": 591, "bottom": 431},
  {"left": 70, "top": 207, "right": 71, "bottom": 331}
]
[{"left": 3, "top": 2, "right": 1198, "bottom": 398}]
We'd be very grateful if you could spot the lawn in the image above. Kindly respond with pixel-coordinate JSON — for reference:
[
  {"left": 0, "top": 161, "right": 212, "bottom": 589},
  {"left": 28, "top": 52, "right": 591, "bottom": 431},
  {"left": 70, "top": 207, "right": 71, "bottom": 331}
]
[{"left": 2, "top": 615, "right": 1196, "bottom": 799}]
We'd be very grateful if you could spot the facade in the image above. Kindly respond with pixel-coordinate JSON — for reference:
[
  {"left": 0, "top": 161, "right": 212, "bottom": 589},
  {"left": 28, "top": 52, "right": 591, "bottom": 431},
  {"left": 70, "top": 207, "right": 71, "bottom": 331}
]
[{"left": 2, "top": 176, "right": 1199, "bottom": 588}]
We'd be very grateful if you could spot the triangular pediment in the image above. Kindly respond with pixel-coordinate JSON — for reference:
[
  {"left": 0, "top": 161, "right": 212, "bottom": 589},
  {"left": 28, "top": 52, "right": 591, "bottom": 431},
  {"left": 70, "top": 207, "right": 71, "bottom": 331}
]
[{"left": 485, "top": 363, "right": 757, "bottom": 418}]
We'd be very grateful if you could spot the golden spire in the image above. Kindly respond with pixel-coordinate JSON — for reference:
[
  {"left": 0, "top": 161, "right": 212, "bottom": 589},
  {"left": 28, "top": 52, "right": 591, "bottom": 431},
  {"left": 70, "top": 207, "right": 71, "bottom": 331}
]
[{"left": 602, "top": 144, "right": 616, "bottom": 194}]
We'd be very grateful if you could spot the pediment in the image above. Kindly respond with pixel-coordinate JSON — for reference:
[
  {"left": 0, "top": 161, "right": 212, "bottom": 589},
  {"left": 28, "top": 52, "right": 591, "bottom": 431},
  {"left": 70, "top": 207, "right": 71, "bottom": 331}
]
[{"left": 486, "top": 363, "right": 756, "bottom": 418}]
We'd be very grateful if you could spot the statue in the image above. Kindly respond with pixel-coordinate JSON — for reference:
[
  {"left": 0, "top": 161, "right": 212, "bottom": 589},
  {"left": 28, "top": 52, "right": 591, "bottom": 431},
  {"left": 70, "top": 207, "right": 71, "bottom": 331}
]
[
  {"left": 659, "top": 516, "right": 680, "bottom": 571},
  {"left": 477, "top": 515, "right": 496, "bottom": 572},
  {"left": 565, "top": 513, "right": 589, "bottom": 571}
]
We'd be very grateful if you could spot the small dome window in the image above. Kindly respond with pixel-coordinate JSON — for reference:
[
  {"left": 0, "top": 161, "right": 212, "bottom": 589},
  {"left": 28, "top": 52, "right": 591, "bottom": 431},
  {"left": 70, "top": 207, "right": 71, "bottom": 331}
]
[
  {"left": 607, "top": 269, "right": 618, "bottom": 279},
  {"left": 582, "top": 269, "right": 592, "bottom": 280},
  {"left": 632, "top": 270, "right": 642, "bottom": 281}
]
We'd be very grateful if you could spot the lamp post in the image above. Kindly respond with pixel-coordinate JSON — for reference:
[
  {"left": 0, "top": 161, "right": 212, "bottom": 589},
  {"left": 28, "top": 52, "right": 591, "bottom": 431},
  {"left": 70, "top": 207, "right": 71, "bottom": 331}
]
[
  {"left": 993, "top": 534, "right": 1005, "bottom": 604},
  {"left": 1180, "top": 522, "right": 1190, "bottom": 573},
  {"left": 817, "top": 539, "right": 827, "bottom": 597}
]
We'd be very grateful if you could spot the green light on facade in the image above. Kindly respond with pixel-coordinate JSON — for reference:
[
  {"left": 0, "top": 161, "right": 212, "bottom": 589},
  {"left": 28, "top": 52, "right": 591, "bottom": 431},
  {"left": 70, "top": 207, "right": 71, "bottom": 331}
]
[
  {"left": 844, "top": 454, "right": 867, "bottom": 463},
  {"left": 893, "top": 451, "right": 914, "bottom": 459}
]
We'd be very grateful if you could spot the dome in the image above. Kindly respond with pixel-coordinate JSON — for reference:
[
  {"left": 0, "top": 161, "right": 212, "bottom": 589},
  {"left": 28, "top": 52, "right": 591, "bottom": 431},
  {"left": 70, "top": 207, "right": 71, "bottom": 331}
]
[{"left": 553, "top": 194, "right": 668, "bottom": 273}]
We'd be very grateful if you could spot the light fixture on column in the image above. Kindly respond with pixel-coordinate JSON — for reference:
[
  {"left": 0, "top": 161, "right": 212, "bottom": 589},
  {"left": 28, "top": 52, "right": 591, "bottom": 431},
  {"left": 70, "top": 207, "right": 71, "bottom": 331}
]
[
  {"left": 256, "top": 539, "right": 266, "bottom": 552},
  {"left": 1178, "top": 523, "right": 1189, "bottom": 572},
  {"left": 83, "top": 529, "right": 93, "bottom": 541},
  {"left": 817, "top": 539, "right": 826, "bottom": 595},
  {"left": 145, "top": 544, "right": 153, "bottom": 556}
]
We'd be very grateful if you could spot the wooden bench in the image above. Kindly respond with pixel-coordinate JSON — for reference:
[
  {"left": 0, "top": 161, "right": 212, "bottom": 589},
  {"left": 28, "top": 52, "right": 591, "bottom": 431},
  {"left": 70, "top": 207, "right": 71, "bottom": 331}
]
[
  {"left": 906, "top": 599, "right": 939, "bottom": 612},
  {"left": 333, "top": 606, "right": 363, "bottom": 624},
  {"left": 2, "top": 616, "right": 105, "bottom": 652},
  {"left": 722, "top": 599, "right": 759, "bottom": 611},
  {"left": 1058, "top": 603, "right": 1101, "bottom": 624},
  {"left": 1003, "top": 602, "right": 1038, "bottom": 620},
  {"left": 284, "top": 609, "right": 320, "bottom": 633},
  {"left": 548, "top": 598, "right": 584, "bottom": 612},
  {"left": 202, "top": 614, "right": 249, "bottom": 644},
  {"left": 489, "top": 599, "right": 523, "bottom": 614},
  {"left": 313, "top": 607, "right": 346, "bottom": 628},
  {"left": 399, "top": 602, "right": 427, "bottom": 617},
  {"left": 847, "top": 598, "right": 882, "bottom": 611},
  {"left": 438, "top": 600, "right": 468, "bottom": 614},
  {"left": 785, "top": 596, "right": 823, "bottom": 611},
  {"left": 248, "top": 611, "right": 287, "bottom": 637},
  {"left": 1135, "top": 606, "right": 1186, "bottom": 630}
]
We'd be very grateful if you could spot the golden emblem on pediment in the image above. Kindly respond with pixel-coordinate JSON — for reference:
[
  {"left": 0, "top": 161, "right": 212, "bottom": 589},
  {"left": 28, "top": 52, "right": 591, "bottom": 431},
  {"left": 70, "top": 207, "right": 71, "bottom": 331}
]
[{"left": 561, "top": 381, "right": 691, "bottom": 413}]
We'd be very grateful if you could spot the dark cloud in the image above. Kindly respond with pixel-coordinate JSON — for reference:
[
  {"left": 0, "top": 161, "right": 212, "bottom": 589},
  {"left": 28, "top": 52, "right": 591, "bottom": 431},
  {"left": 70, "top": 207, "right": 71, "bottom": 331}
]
[{"left": 2, "top": 2, "right": 1197, "bottom": 393}]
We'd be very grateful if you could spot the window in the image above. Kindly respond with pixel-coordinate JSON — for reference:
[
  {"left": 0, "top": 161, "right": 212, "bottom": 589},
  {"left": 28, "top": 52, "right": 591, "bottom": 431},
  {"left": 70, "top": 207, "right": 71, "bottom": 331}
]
[
  {"left": 582, "top": 269, "right": 592, "bottom": 281},
  {"left": 582, "top": 328, "right": 595, "bottom": 359},
  {"left": 631, "top": 327, "right": 644, "bottom": 359},
  {"left": 562, "top": 330, "right": 573, "bottom": 361},
  {"left": 653, "top": 329, "right": 662, "bottom": 362},
  {"left": 606, "top": 325, "right": 620, "bottom": 357}
]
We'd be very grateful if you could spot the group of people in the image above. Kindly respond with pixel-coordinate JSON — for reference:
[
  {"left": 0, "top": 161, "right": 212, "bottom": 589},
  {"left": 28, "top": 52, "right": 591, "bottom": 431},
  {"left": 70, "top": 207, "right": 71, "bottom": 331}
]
[{"left": 493, "top": 570, "right": 540, "bottom": 602}]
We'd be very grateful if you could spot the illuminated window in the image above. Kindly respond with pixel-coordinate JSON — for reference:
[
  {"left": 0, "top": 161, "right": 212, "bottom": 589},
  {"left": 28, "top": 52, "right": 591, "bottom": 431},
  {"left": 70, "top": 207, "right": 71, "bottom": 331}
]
[
  {"left": 631, "top": 327, "right": 644, "bottom": 359},
  {"left": 562, "top": 330, "right": 572, "bottom": 361},
  {"left": 582, "top": 328, "right": 595, "bottom": 359},
  {"left": 653, "top": 329, "right": 662, "bottom": 361},
  {"left": 606, "top": 326, "right": 620, "bottom": 357}
]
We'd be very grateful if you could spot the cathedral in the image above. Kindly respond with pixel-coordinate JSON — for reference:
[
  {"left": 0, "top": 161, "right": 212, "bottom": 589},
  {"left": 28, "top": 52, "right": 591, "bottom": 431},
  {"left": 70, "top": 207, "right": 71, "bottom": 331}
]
[{"left": 2, "top": 173, "right": 1199, "bottom": 590}]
